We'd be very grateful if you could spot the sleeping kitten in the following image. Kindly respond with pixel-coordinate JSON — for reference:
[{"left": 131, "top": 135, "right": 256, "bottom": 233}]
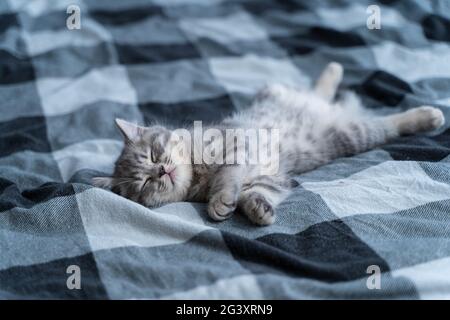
[{"left": 93, "top": 62, "right": 445, "bottom": 226}]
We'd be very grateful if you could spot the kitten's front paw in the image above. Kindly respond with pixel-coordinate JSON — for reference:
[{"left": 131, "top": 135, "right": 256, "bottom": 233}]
[
  {"left": 241, "top": 193, "right": 275, "bottom": 226},
  {"left": 207, "top": 192, "right": 237, "bottom": 222}
]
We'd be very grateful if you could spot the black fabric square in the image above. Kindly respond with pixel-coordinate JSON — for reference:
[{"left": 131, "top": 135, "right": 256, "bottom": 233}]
[
  {"left": 0, "top": 50, "right": 35, "bottom": 84},
  {"left": 307, "top": 27, "right": 367, "bottom": 47},
  {"left": 90, "top": 6, "right": 164, "bottom": 26},
  {"left": 422, "top": 14, "right": 450, "bottom": 42},
  {"left": 0, "top": 179, "right": 75, "bottom": 213},
  {"left": 378, "top": 0, "right": 402, "bottom": 4},
  {"left": 0, "top": 116, "right": 52, "bottom": 158},
  {"left": 270, "top": 35, "right": 316, "bottom": 56},
  {"left": 116, "top": 43, "right": 201, "bottom": 65},
  {"left": 272, "top": 27, "right": 366, "bottom": 56},
  {"left": 139, "top": 95, "right": 236, "bottom": 126},
  {"left": 0, "top": 253, "right": 108, "bottom": 299},
  {"left": 241, "top": 0, "right": 305, "bottom": 15},
  {"left": 0, "top": 13, "right": 19, "bottom": 33},
  {"left": 223, "top": 220, "right": 389, "bottom": 283},
  {"left": 353, "top": 70, "right": 413, "bottom": 106},
  {"left": 384, "top": 128, "right": 450, "bottom": 161}
]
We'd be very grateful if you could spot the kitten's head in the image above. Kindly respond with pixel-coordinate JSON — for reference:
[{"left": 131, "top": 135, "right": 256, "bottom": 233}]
[{"left": 93, "top": 119, "right": 192, "bottom": 207}]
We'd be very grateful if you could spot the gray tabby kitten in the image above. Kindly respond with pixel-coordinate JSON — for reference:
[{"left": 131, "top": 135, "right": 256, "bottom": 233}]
[{"left": 93, "top": 62, "right": 445, "bottom": 226}]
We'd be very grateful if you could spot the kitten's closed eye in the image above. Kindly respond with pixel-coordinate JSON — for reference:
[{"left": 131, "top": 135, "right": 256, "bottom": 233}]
[{"left": 142, "top": 176, "right": 152, "bottom": 189}]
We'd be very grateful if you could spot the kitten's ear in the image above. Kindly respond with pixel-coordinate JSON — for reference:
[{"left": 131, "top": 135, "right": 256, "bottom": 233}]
[
  {"left": 92, "top": 177, "right": 114, "bottom": 189},
  {"left": 115, "top": 118, "right": 144, "bottom": 141}
]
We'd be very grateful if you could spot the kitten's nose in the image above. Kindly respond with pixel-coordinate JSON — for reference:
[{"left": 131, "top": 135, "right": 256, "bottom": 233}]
[{"left": 158, "top": 165, "right": 165, "bottom": 178}]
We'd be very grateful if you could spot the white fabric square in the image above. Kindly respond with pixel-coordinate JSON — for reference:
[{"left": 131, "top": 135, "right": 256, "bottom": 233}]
[
  {"left": 37, "top": 65, "right": 137, "bottom": 116},
  {"left": 373, "top": 42, "right": 450, "bottom": 82},
  {"left": 180, "top": 11, "right": 267, "bottom": 44},
  {"left": 392, "top": 257, "right": 450, "bottom": 299},
  {"left": 22, "top": 19, "right": 110, "bottom": 55},
  {"left": 162, "top": 275, "right": 264, "bottom": 299},
  {"left": 317, "top": 3, "right": 409, "bottom": 31},
  {"left": 302, "top": 161, "right": 450, "bottom": 217},
  {"left": 8, "top": 0, "right": 85, "bottom": 17},
  {"left": 75, "top": 187, "right": 212, "bottom": 252},
  {"left": 53, "top": 139, "right": 122, "bottom": 182},
  {"left": 127, "top": 60, "right": 226, "bottom": 103},
  {"left": 209, "top": 54, "right": 310, "bottom": 95}
]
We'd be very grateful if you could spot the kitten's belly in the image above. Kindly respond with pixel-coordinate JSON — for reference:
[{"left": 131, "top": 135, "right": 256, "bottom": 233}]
[
  {"left": 186, "top": 182, "right": 209, "bottom": 202},
  {"left": 184, "top": 164, "right": 262, "bottom": 202},
  {"left": 185, "top": 164, "right": 214, "bottom": 202}
]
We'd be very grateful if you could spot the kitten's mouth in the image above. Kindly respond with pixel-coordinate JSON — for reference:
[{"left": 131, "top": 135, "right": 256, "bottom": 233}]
[{"left": 164, "top": 167, "right": 176, "bottom": 185}]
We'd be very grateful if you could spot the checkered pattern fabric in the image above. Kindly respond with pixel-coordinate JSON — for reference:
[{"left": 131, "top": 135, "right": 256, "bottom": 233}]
[{"left": 1, "top": 0, "right": 450, "bottom": 299}]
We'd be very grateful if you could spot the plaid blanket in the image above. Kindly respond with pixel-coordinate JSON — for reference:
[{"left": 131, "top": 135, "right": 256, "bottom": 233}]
[{"left": 1, "top": 0, "right": 450, "bottom": 299}]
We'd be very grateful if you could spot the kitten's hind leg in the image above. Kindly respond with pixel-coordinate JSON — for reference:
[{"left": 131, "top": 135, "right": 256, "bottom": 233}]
[
  {"left": 326, "top": 106, "right": 445, "bottom": 159},
  {"left": 385, "top": 106, "right": 445, "bottom": 136},
  {"left": 314, "top": 62, "right": 343, "bottom": 102},
  {"left": 297, "top": 106, "right": 445, "bottom": 179}
]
